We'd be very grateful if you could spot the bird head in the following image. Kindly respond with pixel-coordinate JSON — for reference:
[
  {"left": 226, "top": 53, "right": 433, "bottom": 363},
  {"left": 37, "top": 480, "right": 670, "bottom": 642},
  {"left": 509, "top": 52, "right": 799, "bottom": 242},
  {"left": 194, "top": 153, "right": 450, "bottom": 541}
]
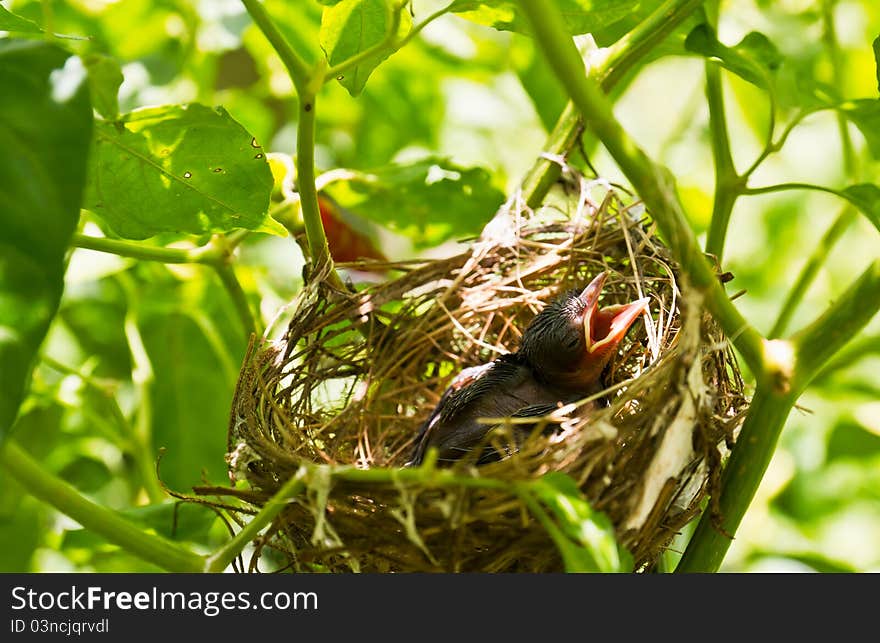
[{"left": 519, "top": 272, "right": 650, "bottom": 390}]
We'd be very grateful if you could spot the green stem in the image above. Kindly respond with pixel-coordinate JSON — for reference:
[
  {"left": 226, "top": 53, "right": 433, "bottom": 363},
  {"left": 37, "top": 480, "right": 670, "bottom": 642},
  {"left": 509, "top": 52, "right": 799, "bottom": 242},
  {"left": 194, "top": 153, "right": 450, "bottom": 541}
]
[
  {"left": 520, "top": 0, "right": 705, "bottom": 209},
  {"left": 122, "top": 307, "right": 166, "bottom": 504},
  {"left": 324, "top": 0, "right": 407, "bottom": 82},
  {"left": 517, "top": 0, "right": 767, "bottom": 381},
  {"left": 329, "top": 462, "right": 509, "bottom": 491},
  {"left": 814, "top": 332, "right": 880, "bottom": 382},
  {"left": 73, "top": 234, "right": 219, "bottom": 264},
  {"left": 678, "top": 260, "right": 880, "bottom": 571},
  {"left": 704, "top": 62, "right": 740, "bottom": 261},
  {"left": 769, "top": 206, "right": 857, "bottom": 338},
  {"left": 394, "top": 2, "right": 455, "bottom": 50},
  {"left": 740, "top": 109, "right": 809, "bottom": 182},
  {"left": 242, "top": 1, "right": 345, "bottom": 291},
  {"left": 741, "top": 182, "right": 856, "bottom": 203},
  {"left": 205, "top": 469, "right": 307, "bottom": 572},
  {"left": 295, "top": 94, "right": 346, "bottom": 290},
  {"left": 601, "top": 0, "right": 705, "bottom": 89},
  {"left": 791, "top": 260, "right": 880, "bottom": 388},
  {"left": 76, "top": 233, "right": 258, "bottom": 339},
  {"left": 214, "top": 263, "right": 260, "bottom": 339},
  {"left": 522, "top": 102, "right": 583, "bottom": 209},
  {"left": 675, "top": 386, "right": 795, "bottom": 572},
  {"left": 240, "top": 0, "right": 310, "bottom": 92},
  {"left": 205, "top": 458, "right": 513, "bottom": 571},
  {"left": 0, "top": 440, "right": 205, "bottom": 572}
]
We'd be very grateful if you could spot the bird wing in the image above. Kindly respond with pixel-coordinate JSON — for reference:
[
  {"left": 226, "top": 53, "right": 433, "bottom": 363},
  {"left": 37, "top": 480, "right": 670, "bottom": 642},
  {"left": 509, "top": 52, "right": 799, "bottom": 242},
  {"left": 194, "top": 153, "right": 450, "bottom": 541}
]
[{"left": 407, "top": 355, "right": 525, "bottom": 465}]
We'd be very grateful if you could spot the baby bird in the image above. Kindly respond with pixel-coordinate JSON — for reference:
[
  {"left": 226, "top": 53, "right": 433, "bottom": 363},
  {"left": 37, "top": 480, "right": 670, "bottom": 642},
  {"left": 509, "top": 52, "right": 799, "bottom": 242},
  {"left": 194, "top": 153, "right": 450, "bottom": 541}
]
[{"left": 407, "top": 272, "right": 649, "bottom": 466}]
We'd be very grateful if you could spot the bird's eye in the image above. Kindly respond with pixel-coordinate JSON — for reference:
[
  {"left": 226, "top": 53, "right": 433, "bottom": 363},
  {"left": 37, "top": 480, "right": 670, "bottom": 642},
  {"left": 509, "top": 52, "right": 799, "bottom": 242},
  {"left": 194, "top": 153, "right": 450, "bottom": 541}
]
[{"left": 564, "top": 335, "right": 580, "bottom": 348}]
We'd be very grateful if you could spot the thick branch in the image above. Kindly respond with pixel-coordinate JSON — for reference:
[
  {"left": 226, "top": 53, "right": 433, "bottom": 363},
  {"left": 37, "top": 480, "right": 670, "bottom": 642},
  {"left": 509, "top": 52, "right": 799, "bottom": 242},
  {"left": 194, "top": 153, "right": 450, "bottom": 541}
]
[
  {"left": 517, "top": 0, "right": 767, "bottom": 380},
  {"left": 0, "top": 440, "right": 205, "bottom": 573},
  {"left": 704, "top": 62, "right": 740, "bottom": 261},
  {"left": 792, "top": 260, "right": 880, "bottom": 389},
  {"left": 674, "top": 386, "right": 794, "bottom": 572},
  {"left": 240, "top": 0, "right": 310, "bottom": 92}
]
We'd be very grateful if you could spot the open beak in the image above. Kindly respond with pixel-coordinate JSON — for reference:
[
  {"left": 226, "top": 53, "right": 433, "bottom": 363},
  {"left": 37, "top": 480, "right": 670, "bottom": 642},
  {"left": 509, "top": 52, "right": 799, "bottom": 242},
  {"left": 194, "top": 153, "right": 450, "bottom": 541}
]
[{"left": 579, "top": 272, "right": 650, "bottom": 354}]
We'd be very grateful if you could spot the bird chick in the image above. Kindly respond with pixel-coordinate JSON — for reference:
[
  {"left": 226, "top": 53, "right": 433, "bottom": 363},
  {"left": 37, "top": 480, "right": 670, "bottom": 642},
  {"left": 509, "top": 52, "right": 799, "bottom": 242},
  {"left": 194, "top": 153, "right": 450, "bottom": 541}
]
[{"left": 407, "top": 272, "right": 649, "bottom": 466}]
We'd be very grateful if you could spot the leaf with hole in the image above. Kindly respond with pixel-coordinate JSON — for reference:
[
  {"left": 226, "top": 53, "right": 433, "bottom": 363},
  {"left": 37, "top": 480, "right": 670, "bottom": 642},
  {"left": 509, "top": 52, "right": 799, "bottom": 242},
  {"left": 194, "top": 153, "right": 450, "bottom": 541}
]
[
  {"left": 84, "top": 103, "right": 277, "bottom": 240},
  {"left": 320, "top": 0, "right": 412, "bottom": 96}
]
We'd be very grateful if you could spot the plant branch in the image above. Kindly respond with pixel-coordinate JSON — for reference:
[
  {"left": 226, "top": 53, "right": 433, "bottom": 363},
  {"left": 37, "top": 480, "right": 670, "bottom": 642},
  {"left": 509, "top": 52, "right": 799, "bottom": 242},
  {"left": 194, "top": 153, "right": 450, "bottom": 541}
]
[
  {"left": 601, "top": 0, "right": 705, "bottom": 89},
  {"left": 296, "top": 93, "right": 346, "bottom": 291},
  {"left": 675, "top": 386, "right": 795, "bottom": 572},
  {"left": 214, "top": 262, "right": 261, "bottom": 339},
  {"left": 240, "top": 0, "right": 310, "bottom": 92},
  {"left": 242, "top": 1, "right": 346, "bottom": 292},
  {"left": 521, "top": 102, "right": 584, "bottom": 209},
  {"left": 517, "top": 0, "right": 768, "bottom": 380},
  {"left": 0, "top": 440, "right": 205, "bottom": 572},
  {"left": 813, "top": 332, "right": 880, "bottom": 382},
  {"left": 520, "top": 0, "right": 706, "bottom": 209},
  {"left": 741, "top": 182, "right": 856, "bottom": 203},
  {"left": 791, "top": 260, "right": 880, "bottom": 389},
  {"left": 395, "top": 2, "right": 455, "bottom": 50},
  {"left": 678, "top": 260, "right": 880, "bottom": 571},
  {"left": 704, "top": 61, "right": 741, "bottom": 261},
  {"left": 739, "top": 109, "right": 809, "bottom": 181},
  {"left": 73, "top": 233, "right": 220, "bottom": 264}
]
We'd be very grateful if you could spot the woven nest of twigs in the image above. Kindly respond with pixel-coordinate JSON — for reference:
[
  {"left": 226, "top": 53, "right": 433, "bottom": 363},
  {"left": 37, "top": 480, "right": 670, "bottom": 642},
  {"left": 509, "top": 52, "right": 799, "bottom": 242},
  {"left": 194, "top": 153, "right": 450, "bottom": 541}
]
[{"left": 202, "top": 173, "right": 748, "bottom": 573}]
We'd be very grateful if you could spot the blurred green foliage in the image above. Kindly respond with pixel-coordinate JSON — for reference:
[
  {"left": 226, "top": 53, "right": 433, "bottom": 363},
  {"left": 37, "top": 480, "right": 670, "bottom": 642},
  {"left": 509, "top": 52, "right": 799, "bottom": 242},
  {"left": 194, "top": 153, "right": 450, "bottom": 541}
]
[{"left": 0, "top": 0, "right": 877, "bottom": 572}]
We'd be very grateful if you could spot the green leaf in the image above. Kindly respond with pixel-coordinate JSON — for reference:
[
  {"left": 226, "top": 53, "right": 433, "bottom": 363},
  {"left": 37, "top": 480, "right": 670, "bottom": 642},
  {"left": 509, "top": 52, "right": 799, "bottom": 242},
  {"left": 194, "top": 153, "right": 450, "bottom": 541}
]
[
  {"left": 841, "top": 184, "right": 880, "bottom": 232},
  {"left": 0, "top": 40, "right": 92, "bottom": 440},
  {"left": 320, "top": 0, "right": 412, "bottom": 96},
  {"left": 530, "top": 472, "right": 632, "bottom": 573},
  {"left": 327, "top": 157, "right": 506, "bottom": 249},
  {"left": 84, "top": 104, "right": 275, "bottom": 239},
  {"left": 83, "top": 53, "right": 123, "bottom": 120},
  {"left": 0, "top": 6, "right": 43, "bottom": 33},
  {"left": 450, "top": 0, "right": 662, "bottom": 45},
  {"left": 827, "top": 419, "right": 880, "bottom": 462},
  {"left": 838, "top": 99, "right": 880, "bottom": 160},
  {"left": 684, "top": 24, "right": 782, "bottom": 90}
]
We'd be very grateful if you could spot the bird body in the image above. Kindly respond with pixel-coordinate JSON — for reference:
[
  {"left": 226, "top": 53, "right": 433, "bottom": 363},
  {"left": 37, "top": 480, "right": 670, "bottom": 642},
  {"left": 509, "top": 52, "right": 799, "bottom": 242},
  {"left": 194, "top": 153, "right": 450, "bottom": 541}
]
[{"left": 408, "top": 272, "right": 649, "bottom": 466}]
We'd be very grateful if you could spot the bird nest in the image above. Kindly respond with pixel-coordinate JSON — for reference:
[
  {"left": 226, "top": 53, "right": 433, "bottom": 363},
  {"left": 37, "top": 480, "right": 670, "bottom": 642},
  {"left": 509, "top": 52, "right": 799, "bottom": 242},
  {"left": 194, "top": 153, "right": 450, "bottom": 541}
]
[{"left": 199, "top": 177, "right": 748, "bottom": 573}]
